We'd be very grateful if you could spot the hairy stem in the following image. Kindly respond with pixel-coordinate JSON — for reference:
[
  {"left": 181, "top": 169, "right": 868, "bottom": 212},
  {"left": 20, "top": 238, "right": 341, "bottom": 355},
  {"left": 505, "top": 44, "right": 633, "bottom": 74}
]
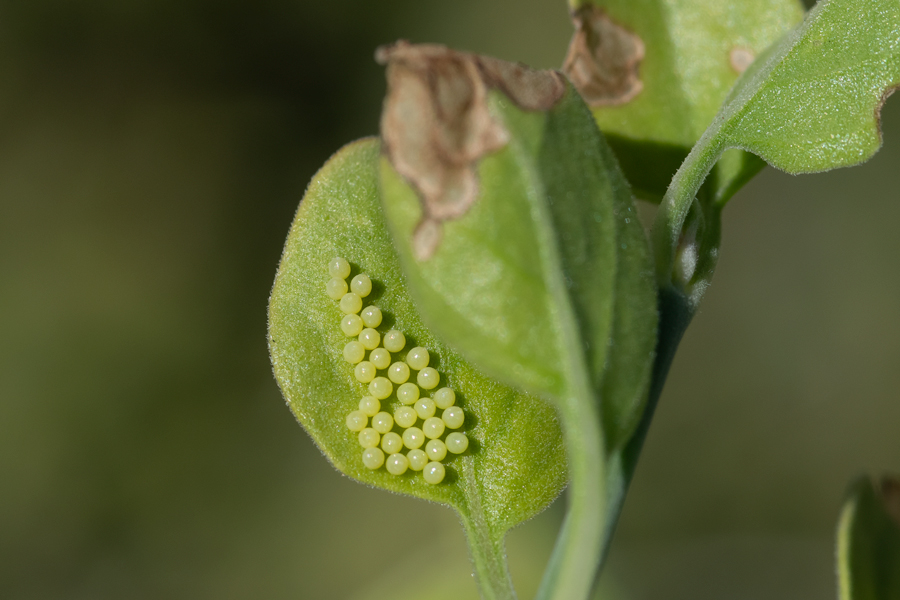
[
  {"left": 653, "top": 132, "right": 726, "bottom": 295},
  {"left": 596, "top": 287, "right": 696, "bottom": 567},
  {"left": 535, "top": 384, "right": 607, "bottom": 600},
  {"left": 460, "top": 468, "right": 517, "bottom": 600}
]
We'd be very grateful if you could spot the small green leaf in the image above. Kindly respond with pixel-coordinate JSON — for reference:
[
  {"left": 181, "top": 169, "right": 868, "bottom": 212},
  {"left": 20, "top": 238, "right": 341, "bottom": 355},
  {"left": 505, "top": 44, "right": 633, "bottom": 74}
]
[
  {"left": 268, "top": 138, "right": 567, "bottom": 600},
  {"left": 715, "top": 0, "right": 900, "bottom": 173},
  {"left": 837, "top": 476, "right": 900, "bottom": 600},
  {"left": 564, "top": 0, "right": 803, "bottom": 202},
  {"left": 376, "top": 44, "right": 657, "bottom": 600},
  {"left": 655, "top": 0, "right": 900, "bottom": 301}
]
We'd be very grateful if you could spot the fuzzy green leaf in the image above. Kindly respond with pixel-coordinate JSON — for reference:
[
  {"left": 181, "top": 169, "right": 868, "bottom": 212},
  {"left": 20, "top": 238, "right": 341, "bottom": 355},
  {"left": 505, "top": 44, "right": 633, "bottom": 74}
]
[
  {"left": 379, "top": 81, "right": 657, "bottom": 454},
  {"left": 376, "top": 45, "right": 657, "bottom": 600},
  {"left": 713, "top": 0, "right": 900, "bottom": 173},
  {"left": 565, "top": 0, "right": 803, "bottom": 202},
  {"left": 267, "top": 138, "right": 567, "bottom": 600},
  {"left": 837, "top": 476, "right": 900, "bottom": 600}
]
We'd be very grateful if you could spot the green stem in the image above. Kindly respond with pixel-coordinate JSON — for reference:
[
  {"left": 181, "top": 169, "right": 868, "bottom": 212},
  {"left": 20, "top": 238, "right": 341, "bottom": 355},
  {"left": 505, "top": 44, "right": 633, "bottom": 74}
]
[
  {"left": 595, "top": 287, "right": 695, "bottom": 567},
  {"left": 535, "top": 385, "right": 606, "bottom": 600},
  {"left": 653, "top": 131, "right": 726, "bottom": 293},
  {"left": 592, "top": 128, "right": 733, "bottom": 573},
  {"left": 515, "top": 113, "right": 609, "bottom": 600},
  {"left": 461, "top": 461, "right": 517, "bottom": 600},
  {"left": 532, "top": 198, "right": 607, "bottom": 600}
]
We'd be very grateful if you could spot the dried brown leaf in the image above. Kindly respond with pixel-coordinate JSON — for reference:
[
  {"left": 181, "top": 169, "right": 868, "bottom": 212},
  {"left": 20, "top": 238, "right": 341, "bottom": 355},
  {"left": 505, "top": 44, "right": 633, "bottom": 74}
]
[
  {"left": 377, "top": 42, "right": 565, "bottom": 259},
  {"left": 563, "top": 5, "right": 645, "bottom": 107}
]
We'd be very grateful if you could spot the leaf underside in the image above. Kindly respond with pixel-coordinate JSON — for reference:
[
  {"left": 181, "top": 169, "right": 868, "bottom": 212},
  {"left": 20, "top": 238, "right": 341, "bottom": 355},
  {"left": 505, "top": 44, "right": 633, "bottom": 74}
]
[{"left": 268, "top": 138, "right": 567, "bottom": 539}]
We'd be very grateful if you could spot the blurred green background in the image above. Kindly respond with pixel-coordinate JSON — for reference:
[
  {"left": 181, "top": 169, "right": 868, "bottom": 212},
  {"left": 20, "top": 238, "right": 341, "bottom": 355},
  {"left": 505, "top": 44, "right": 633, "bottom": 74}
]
[{"left": 1, "top": 1, "right": 898, "bottom": 598}]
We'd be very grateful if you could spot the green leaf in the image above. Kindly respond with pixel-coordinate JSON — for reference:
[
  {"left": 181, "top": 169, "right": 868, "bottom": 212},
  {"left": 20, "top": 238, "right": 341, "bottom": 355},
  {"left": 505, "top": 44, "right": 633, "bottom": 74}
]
[
  {"left": 564, "top": 0, "right": 803, "bottom": 202},
  {"left": 655, "top": 0, "right": 900, "bottom": 303},
  {"left": 267, "top": 138, "right": 567, "bottom": 600},
  {"left": 376, "top": 44, "right": 657, "bottom": 600},
  {"left": 716, "top": 0, "right": 900, "bottom": 172},
  {"left": 837, "top": 476, "right": 900, "bottom": 600},
  {"left": 377, "top": 44, "right": 657, "bottom": 453}
]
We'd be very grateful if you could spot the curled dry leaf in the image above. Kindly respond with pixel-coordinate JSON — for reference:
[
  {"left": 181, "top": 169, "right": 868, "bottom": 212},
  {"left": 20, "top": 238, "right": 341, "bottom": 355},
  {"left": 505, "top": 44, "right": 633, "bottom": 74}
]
[
  {"left": 376, "top": 41, "right": 566, "bottom": 260},
  {"left": 563, "top": 5, "right": 645, "bottom": 107}
]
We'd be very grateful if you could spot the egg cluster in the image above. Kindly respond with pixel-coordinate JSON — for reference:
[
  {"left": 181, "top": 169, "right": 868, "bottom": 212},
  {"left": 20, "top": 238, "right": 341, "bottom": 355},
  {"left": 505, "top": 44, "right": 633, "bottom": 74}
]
[{"left": 326, "top": 257, "right": 468, "bottom": 485}]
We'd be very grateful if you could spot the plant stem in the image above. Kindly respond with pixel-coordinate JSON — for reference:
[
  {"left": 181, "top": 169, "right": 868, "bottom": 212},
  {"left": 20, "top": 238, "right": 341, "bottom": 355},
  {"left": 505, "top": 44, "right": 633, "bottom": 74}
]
[
  {"left": 534, "top": 388, "right": 606, "bottom": 600},
  {"left": 460, "top": 460, "right": 517, "bottom": 600},
  {"left": 533, "top": 219, "right": 607, "bottom": 600},
  {"left": 653, "top": 131, "right": 726, "bottom": 294},
  {"left": 595, "top": 286, "right": 695, "bottom": 566}
]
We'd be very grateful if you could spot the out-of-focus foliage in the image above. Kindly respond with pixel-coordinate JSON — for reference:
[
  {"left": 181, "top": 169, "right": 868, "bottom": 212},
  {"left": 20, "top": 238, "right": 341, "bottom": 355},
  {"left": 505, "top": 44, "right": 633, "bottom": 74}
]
[{"left": 837, "top": 477, "right": 900, "bottom": 600}]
